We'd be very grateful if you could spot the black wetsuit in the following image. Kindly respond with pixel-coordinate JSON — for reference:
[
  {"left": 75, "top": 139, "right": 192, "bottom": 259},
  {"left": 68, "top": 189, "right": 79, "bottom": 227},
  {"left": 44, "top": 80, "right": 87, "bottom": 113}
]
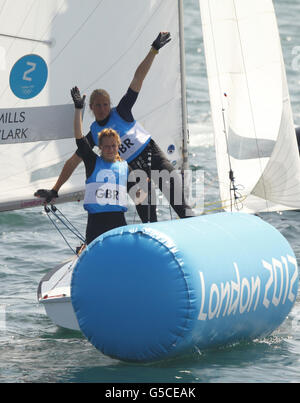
[{"left": 76, "top": 87, "right": 194, "bottom": 223}]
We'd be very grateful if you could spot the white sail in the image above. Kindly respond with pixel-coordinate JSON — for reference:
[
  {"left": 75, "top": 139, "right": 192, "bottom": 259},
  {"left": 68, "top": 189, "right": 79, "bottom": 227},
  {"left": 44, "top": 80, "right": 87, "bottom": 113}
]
[
  {"left": 0, "top": 0, "right": 187, "bottom": 212},
  {"left": 200, "top": 0, "right": 300, "bottom": 213}
]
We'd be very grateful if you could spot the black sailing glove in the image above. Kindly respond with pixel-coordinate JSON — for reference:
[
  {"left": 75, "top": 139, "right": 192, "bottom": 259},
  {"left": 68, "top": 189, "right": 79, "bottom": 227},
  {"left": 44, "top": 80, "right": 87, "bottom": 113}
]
[
  {"left": 70, "top": 86, "right": 86, "bottom": 109},
  {"left": 151, "top": 32, "right": 171, "bottom": 51},
  {"left": 34, "top": 189, "right": 58, "bottom": 203}
]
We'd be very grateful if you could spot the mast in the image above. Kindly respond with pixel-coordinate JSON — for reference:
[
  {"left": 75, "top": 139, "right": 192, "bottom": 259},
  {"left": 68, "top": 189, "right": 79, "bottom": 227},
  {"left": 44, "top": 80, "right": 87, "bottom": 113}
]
[
  {"left": 200, "top": 0, "right": 300, "bottom": 213},
  {"left": 178, "top": 0, "right": 189, "bottom": 171}
]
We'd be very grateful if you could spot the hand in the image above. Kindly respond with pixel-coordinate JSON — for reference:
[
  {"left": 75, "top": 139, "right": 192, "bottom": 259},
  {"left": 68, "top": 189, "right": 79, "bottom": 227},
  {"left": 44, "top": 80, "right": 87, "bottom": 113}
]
[
  {"left": 71, "top": 86, "right": 86, "bottom": 109},
  {"left": 34, "top": 189, "right": 58, "bottom": 203},
  {"left": 134, "top": 188, "right": 148, "bottom": 205},
  {"left": 151, "top": 32, "right": 171, "bottom": 51}
]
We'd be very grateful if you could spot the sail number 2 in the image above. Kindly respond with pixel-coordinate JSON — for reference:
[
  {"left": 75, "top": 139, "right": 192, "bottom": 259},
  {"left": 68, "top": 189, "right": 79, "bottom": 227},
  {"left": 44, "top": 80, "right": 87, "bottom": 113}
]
[
  {"left": 9, "top": 54, "right": 48, "bottom": 99},
  {"left": 22, "top": 61, "right": 36, "bottom": 82}
]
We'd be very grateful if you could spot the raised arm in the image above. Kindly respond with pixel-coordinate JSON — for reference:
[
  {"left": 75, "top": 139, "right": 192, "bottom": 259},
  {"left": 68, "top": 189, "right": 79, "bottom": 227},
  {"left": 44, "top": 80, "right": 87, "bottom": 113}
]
[
  {"left": 71, "top": 86, "right": 86, "bottom": 139},
  {"left": 129, "top": 32, "right": 171, "bottom": 93},
  {"left": 34, "top": 87, "right": 86, "bottom": 203}
]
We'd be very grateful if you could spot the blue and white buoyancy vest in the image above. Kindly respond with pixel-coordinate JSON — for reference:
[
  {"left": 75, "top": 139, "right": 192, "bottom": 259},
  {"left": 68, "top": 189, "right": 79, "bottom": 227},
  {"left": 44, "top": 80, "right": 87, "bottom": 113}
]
[
  {"left": 83, "top": 156, "right": 128, "bottom": 214},
  {"left": 90, "top": 108, "right": 151, "bottom": 163}
]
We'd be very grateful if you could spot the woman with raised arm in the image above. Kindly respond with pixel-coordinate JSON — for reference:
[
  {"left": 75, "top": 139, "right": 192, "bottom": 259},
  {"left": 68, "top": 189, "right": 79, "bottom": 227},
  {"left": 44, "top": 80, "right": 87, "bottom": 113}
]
[
  {"left": 71, "top": 87, "right": 128, "bottom": 245},
  {"left": 35, "top": 32, "right": 194, "bottom": 221}
]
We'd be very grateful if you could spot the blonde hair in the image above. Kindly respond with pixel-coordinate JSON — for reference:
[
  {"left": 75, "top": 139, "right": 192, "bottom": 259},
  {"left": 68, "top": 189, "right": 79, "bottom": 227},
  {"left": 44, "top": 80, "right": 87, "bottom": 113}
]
[
  {"left": 89, "top": 89, "right": 111, "bottom": 108},
  {"left": 98, "top": 128, "right": 122, "bottom": 161}
]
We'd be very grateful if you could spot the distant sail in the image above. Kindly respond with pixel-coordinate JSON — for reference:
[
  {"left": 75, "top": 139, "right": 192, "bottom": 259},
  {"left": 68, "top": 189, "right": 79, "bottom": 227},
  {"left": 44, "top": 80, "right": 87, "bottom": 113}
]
[
  {"left": 0, "top": 0, "right": 187, "bottom": 212},
  {"left": 200, "top": 0, "right": 300, "bottom": 212}
]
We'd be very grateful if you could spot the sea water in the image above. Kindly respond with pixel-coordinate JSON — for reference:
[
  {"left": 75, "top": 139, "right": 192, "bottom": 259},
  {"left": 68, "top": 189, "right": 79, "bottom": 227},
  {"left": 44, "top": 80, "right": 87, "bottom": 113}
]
[{"left": 1, "top": 0, "right": 300, "bottom": 383}]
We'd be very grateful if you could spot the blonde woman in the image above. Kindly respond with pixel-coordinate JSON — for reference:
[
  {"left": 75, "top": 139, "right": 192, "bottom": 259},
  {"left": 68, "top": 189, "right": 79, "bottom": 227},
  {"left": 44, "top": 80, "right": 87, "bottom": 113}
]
[{"left": 73, "top": 96, "right": 128, "bottom": 244}]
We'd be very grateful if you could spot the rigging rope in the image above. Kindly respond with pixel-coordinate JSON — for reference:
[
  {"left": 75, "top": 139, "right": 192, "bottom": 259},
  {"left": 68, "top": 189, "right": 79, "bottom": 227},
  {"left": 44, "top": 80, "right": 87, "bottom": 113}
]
[
  {"left": 202, "top": 194, "right": 247, "bottom": 213},
  {"left": 44, "top": 204, "right": 85, "bottom": 255}
]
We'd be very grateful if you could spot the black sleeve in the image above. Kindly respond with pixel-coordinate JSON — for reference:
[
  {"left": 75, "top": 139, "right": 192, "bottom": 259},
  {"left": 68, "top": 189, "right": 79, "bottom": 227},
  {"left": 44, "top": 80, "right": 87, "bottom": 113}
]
[
  {"left": 126, "top": 164, "right": 134, "bottom": 192},
  {"left": 76, "top": 137, "right": 97, "bottom": 179},
  {"left": 75, "top": 131, "right": 95, "bottom": 158},
  {"left": 116, "top": 87, "right": 139, "bottom": 122},
  {"left": 296, "top": 127, "right": 300, "bottom": 152}
]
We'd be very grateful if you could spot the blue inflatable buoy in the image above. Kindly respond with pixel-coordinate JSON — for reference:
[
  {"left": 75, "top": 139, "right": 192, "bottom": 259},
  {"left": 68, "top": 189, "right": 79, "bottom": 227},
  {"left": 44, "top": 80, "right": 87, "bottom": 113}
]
[{"left": 71, "top": 212, "right": 298, "bottom": 362}]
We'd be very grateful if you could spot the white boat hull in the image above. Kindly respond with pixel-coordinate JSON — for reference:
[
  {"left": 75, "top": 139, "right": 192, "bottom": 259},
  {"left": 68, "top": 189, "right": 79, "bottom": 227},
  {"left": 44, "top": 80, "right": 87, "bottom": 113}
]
[{"left": 37, "top": 259, "right": 80, "bottom": 331}]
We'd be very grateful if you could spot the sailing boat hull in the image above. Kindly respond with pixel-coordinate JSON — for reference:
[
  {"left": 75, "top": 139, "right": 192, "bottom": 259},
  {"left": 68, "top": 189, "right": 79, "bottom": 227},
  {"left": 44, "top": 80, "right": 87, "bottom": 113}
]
[
  {"left": 38, "top": 259, "right": 80, "bottom": 331},
  {"left": 39, "top": 213, "right": 298, "bottom": 362}
]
